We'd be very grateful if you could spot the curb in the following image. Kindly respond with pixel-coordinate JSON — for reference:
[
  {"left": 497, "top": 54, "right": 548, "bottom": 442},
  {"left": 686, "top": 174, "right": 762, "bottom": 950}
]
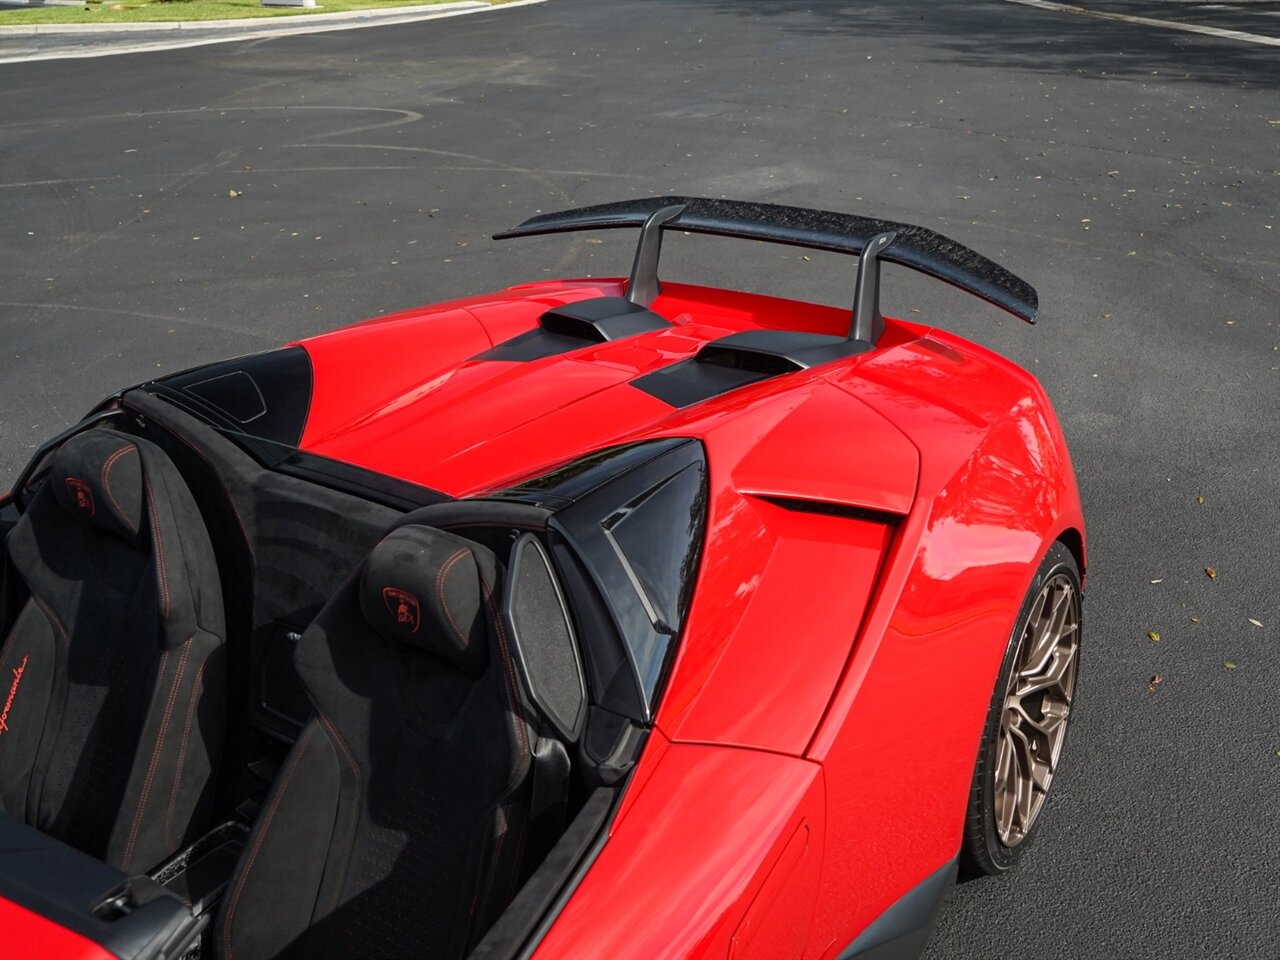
[
  {"left": 0, "top": 0, "right": 534, "bottom": 39},
  {"left": 0, "top": 2, "right": 481, "bottom": 35}
]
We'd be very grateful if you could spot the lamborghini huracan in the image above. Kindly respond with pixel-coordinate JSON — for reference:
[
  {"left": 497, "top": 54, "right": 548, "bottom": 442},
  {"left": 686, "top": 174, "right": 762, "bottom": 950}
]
[{"left": 0, "top": 197, "right": 1085, "bottom": 960}]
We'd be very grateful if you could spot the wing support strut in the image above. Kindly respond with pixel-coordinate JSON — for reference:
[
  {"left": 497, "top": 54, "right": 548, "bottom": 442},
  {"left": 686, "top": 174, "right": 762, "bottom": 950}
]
[
  {"left": 850, "top": 231, "right": 897, "bottom": 345},
  {"left": 626, "top": 204, "right": 686, "bottom": 307}
]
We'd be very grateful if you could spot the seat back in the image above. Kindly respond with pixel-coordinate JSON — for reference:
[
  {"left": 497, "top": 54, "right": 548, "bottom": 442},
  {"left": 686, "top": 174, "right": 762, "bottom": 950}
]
[
  {"left": 0, "top": 428, "right": 225, "bottom": 872},
  {"left": 216, "top": 525, "right": 541, "bottom": 960}
]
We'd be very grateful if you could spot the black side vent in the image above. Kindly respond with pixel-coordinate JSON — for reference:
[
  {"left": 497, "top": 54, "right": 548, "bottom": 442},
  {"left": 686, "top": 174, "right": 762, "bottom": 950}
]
[{"left": 474, "top": 297, "right": 669, "bottom": 363}]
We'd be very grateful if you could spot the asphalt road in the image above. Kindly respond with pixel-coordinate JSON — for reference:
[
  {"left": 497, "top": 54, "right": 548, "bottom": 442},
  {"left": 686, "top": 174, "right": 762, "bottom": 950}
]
[
  {"left": 2, "top": 1, "right": 1277, "bottom": 957},
  {"left": 1078, "top": 0, "right": 1280, "bottom": 37}
]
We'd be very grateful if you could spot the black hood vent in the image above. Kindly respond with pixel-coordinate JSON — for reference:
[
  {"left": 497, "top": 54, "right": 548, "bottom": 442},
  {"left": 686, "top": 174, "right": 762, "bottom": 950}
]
[{"left": 473, "top": 297, "right": 669, "bottom": 363}]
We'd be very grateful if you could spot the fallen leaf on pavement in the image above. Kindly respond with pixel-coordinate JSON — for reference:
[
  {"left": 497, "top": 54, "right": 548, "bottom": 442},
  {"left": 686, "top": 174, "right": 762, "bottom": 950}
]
[
  {"left": 1224, "top": 661, "right": 1237, "bottom": 670},
  {"left": 1205, "top": 566, "right": 1217, "bottom": 580},
  {"left": 1148, "top": 674, "right": 1163, "bottom": 693},
  {"left": 1196, "top": 495, "right": 1205, "bottom": 505},
  {"left": 1248, "top": 618, "right": 1263, "bottom": 628},
  {"left": 1190, "top": 616, "right": 1200, "bottom": 623},
  {"left": 1148, "top": 631, "right": 1161, "bottom": 642}
]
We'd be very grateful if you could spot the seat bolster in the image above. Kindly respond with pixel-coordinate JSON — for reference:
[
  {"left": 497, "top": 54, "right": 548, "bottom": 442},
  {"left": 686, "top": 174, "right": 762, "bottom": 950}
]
[
  {"left": 0, "top": 599, "right": 60, "bottom": 824},
  {"left": 108, "top": 631, "right": 226, "bottom": 873},
  {"left": 468, "top": 791, "right": 534, "bottom": 951},
  {"left": 217, "top": 720, "right": 342, "bottom": 960},
  {"left": 134, "top": 441, "right": 226, "bottom": 648}
]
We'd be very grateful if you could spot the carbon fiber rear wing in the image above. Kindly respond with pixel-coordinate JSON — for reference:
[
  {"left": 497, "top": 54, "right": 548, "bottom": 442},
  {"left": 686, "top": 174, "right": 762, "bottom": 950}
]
[{"left": 494, "top": 196, "right": 1039, "bottom": 325}]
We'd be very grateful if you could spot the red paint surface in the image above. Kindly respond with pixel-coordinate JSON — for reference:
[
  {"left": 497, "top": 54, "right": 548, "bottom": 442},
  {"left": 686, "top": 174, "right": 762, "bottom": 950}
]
[
  {"left": 0, "top": 897, "right": 117, "bottom": 960},
  {"left": 289, "top": 276, "right": 1085, "bottom": 958},
  {"left": 536, "top": 744, "right": 825, "bottom": 959},
  {"left": 663, "top": 497, "right": 893, "bottom": 755}
]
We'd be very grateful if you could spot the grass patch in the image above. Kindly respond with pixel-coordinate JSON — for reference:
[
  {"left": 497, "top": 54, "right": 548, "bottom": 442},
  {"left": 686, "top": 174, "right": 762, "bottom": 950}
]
[{"left": 0, "top": 0, "right": 502, "bottom": 25}]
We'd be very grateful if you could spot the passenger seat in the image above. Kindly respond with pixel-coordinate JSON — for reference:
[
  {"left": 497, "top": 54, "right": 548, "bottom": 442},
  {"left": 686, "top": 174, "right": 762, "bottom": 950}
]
[{"left": 0, "top": 428, "right": 225, "bottom": 873}]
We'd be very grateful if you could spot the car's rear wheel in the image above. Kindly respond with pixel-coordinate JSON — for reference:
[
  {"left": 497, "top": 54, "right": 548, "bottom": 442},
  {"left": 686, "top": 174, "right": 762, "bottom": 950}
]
[{"left": 960, "top": 540, "right": 1081, "bottom": 877}]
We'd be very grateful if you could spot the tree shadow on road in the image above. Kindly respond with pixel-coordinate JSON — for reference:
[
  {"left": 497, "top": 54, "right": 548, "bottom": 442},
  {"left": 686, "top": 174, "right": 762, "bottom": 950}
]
[{"left": 669, "top": 0, "right": 1276, "bottom": 89}]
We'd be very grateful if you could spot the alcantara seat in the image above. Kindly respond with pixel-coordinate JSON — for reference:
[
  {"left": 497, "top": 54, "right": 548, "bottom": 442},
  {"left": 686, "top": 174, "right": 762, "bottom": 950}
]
[
  {"left": 0, "top": 428, "right": 226, "bottom": 873},
  {"left": 215, "top": 525, "right": 545, "bottom": 960}
]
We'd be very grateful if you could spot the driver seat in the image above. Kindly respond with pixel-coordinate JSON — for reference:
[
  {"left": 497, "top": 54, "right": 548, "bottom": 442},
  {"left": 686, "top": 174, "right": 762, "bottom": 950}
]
[{"left": 215, "top": 525, "right": 541, "bottom": 960}]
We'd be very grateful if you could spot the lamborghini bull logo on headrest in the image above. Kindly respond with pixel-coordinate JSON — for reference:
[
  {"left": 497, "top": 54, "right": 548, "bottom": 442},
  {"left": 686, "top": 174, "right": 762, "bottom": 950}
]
[
  {"left": 382, "top": 587, "right": 421, "bottom": 635},
  {"left": 65, "top": 477, "right": 95, "bottom": 517}
]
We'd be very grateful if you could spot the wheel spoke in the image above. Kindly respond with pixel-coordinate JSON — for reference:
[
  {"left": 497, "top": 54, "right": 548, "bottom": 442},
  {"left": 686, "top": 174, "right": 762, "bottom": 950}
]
[
  {"left": 1009, "top": 725, "right": 1036, "bottom": 830},
  {"left": 994, "top": 731, "right": 1016, "bottom": 839},
  {"left": 1021, "top": 702, "right": 1066, "bottom": 739},
  {"left": 1016, "top": 645, "right": 1072, "bottom": 699},
  {"left": 1020, "top": 590, "right": 1055, "bottom": 672},
  {"left": 1020, "top": 584, "right": 1069, "bottom": 678},
  {"left": 990, "top": 571, "right": 1080, "bottom": 848}
]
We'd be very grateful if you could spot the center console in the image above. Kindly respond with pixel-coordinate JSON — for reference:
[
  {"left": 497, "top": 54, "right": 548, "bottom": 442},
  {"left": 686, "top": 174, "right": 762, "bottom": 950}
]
[{"left": 0, "top": 815, "right": 246, "bottom": 960}]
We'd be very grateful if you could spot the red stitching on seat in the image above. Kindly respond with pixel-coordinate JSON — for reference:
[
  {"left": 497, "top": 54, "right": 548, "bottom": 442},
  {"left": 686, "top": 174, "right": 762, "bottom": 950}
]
[
  {"left": 3, "top": 599, "right": 66, "bottom": 811},
  {"left": 481, "top": 579, "right": 528, "bottom": 754},
  {"left": 143, "top": 476, "right": 171, "bottom": 621},
  {"left": 220, "top": 724, "right": 318, "bottom": 960},
  {"left": 100, "top": 444, "right": 138, "bottom": 536},
  {"left": 474, "top": 580, "right": 531, "bottom": 923},
  {"left": 145, "top": 415, "right": 253, "bottom": 556},
  {"left": 121, "top": 638, "right": 192, "bottom": 871},
  {"left": 436, "top": 548, "right": 471, "bottom": 647},
  {"left": 0, "top": 603, "right": 36, "bottom": 719},
  {"left": 164, "top": 658, "right": 206, "bottom": 851},
  {"left": 316, "top": 711, "right": 363, "bottom": 799},
  {"left": 28, "top": 594, "right": 70, "bottom": 646}
]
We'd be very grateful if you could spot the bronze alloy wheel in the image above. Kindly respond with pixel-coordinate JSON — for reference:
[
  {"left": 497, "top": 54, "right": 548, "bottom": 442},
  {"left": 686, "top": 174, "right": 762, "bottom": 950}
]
[
  {"left": 993, "top": 571, "right": 1080, "bottom": 847},
  {"left": 960, "top": 540, "right": 1082, "bottom": 877}
]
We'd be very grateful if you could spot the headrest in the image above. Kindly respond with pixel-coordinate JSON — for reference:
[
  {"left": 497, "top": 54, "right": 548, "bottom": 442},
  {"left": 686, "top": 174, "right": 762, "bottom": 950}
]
[
  {"left": 49, "top": 430, "right": 145, "bottom": 542},
  {"left": 359, "top": 526, "right": 497, "bottom": 676}
]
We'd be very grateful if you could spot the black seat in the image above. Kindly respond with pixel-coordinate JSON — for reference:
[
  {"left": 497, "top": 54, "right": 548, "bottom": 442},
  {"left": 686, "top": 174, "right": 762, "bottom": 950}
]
[
  {"left": 215, "top": 525, "right": 542, "bottom": 960},
  {"left": 0, "top": 428, "right": 225, "bottom": 873}
]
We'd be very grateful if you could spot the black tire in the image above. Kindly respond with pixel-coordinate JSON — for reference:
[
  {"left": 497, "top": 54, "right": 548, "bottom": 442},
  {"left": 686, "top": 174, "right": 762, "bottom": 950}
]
[{"left": 959, "top": 540, "right": 1082, "bottom": 878}]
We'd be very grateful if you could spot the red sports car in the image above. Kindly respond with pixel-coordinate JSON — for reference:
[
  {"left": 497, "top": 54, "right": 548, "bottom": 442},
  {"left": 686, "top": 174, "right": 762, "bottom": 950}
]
[{"left": 0, "top": 197, "right": 1084, "bottom": 960}]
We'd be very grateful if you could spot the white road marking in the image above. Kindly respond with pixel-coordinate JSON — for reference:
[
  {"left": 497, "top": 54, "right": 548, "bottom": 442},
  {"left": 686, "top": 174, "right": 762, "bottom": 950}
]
[
  {"left": 1005, "top": 0, "right": 1280, "bottom": 45},
  {"left": 0, "top": 0, "right": 545, "bottom": 63}
]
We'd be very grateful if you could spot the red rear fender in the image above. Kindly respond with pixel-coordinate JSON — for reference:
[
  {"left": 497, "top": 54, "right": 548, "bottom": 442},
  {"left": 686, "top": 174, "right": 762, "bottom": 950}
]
[{"left": 535, "top": 745, "right": 825, "bottom": 960}]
